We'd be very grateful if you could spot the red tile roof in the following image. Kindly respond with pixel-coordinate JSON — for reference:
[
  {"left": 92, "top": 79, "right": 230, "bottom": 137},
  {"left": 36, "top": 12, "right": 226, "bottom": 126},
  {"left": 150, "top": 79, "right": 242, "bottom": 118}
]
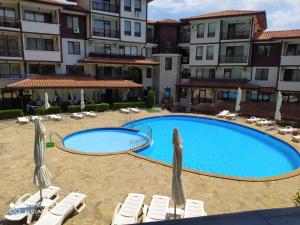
[
  {"left": 6, "top": 76, "right": 143, "bottom": 90},
  {"left": 25, "top": 0, "right": 65, "bottom": 6},
  {"left": 182, "top": 10, "right": 266, "bottom": 20},
  {"left": 147, "top": 20, "right": 157, "bottom": 25},
  {"left": 79, "top": 57, "right": 160, "bottom": 65},
  {"left": 147, "top": 19, "right": 180, "bottom": 24},
  {"left": 253, "top": 29, "right": 300, "bottom": 41}
]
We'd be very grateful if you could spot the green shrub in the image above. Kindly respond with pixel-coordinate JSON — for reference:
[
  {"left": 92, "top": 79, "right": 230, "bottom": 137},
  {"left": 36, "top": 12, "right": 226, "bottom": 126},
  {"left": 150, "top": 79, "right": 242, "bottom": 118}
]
[
  {"left": 61, "top": 101, "right": 71, "bottom": 112},
  {"left": 112, "top": 102, "right": 146, "bottom": 110},
  {"left": 68, "top": 105, "right": 81, "bottom": 113},
  {"left": 147, "top": 90, "right": 156, "bottom": 108},
  {"left": 294, "top": 190, "right": 300, "bottom": 207},
  {"left": 0, "top": 109, "right": 24, "bottom": 120},
  {"left": 37, "top": 106, "right": 61, "bottom": 115},
  {"left": 95, "top": 103, "right": 109, "bottom": 112},
  {"left": 84, "top": 104, "right": 97, "bottom": 111}
]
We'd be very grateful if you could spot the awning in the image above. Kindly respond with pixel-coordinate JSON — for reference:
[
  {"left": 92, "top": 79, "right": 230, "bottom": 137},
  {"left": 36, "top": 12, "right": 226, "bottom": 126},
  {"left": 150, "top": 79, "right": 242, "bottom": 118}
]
[
  {"left": 6, "top": 76, "right": 143, "bottom": 90},
  {"left": 79, "top": 57, "right": 160, "bottom": 66},
  {"left": 176, "top": 79, "right": 259, "bottom": 89}
]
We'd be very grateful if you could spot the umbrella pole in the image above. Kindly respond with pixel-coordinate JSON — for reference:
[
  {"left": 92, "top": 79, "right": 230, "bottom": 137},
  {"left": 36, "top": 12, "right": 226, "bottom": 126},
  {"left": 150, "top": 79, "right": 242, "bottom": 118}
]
[
  {"left": 40, "top": 189, "right": 43, "bottom": 202},
  {"left": 174, "top": 203, "right": 176, "bottom": 220}
]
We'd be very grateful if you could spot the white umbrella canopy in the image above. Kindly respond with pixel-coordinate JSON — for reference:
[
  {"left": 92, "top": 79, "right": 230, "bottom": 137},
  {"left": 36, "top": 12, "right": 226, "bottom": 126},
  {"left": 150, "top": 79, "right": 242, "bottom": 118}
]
[
  {"left": 44, "top": 92, "right": 50, "bottom": 110},
  {"left": 172, "top": 128, "right": 186, "bottom": 218},
  {"left": 33, "top": 118, "right": 52, "bottom": 199},
  {"left": 275, "top": 91, "right": 282, "bottom": 121},
  {"left": 235, "top": 87, "right": 242, "bottom": 112},
  {"left": 80, "top": 89, "right": 85, "bottom": 111}
]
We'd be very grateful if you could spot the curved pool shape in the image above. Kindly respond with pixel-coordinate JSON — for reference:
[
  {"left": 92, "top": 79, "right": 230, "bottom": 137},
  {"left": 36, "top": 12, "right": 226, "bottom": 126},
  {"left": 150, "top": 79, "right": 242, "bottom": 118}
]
[
  {"left": 124, "top": 116, "right": 300, "bottom": 179},
  {"left": 63, "top": 128, "right": 148, "bottom": 154}
]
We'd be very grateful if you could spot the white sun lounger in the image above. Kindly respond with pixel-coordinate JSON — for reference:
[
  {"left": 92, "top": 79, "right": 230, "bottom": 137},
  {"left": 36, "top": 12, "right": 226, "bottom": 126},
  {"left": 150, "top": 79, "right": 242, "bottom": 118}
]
[
  {"left": 181, "top": 199, "right": 207, "bottom": 218},
  {"left": 292, "top": 135, "right": 300, "bottom": 143},
  {"left": 278, "top": 126, "right": 298, "bottom": 135},
  {"left": 111, "top": 193, "right": 145, "bottom": 225},
  {"left": 246, "top": 116, "right": 261, "bottom": 124},
  {"left": 5, "top": 186, "right": 60, "bottom": 223},
  {"left": 217, "top": 110, "right": 229, "bottom": 118},
  {"left": 35, "top": 192, "right": 86, "bottom": 225},
  {"left": 47, "top": 114, "right": 62, "bottom": 121},
  {"left": 225, "top": 113, "right": 237, "bottom": 120},
  {"left": 17, "top": 116, "right": 30, "bottom": 124},
  {"left": 143, "top": 195, "right": 170, "bottom": 223},
  {"left": 128, "top": 108, "right": 140, "bottom": 113},
  {"left": 82, "top": 111, "right": 97, "bottom": 118},
  {"left": 256, "top": 119, "right": 274, "bottom": 126},
  {"left": 120, "top": 108, "right": 131, "bottom": 114},
  {"left": 71, "top": 113, "right": 84, "bottom": 119}
]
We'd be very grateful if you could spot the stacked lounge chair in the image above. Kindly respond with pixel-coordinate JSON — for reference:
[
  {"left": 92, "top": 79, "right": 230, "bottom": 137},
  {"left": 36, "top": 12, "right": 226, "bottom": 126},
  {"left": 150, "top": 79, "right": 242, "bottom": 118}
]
[
  {"left": 278, "top": 126, "right": 298, "bottom": 134},
  {"left": 71, "top": 113, "right": 84, "bottom": 119},
  {"left": 17, "top": 116, "right": 30, "bottom": 124},
  {"left": 256, "top": 119, "right": 274, "bottom": 127},
  {"left": 292, "top": 135, "right": 300, "bottom": 143},
  {"left": 119, "top": 108, "right": 131, "bottom": 114},
  {"left": 82, "top": 111, "right": 97, "bottom": 118},
  {"left": 245, "top": 116, "right": 261, "bottom": 124},
  {"left": 216, "top": 110, "right": 229, "bottom": 118},
  {"left": 47, "top": 114, "right": 62, "bottom": 121}
]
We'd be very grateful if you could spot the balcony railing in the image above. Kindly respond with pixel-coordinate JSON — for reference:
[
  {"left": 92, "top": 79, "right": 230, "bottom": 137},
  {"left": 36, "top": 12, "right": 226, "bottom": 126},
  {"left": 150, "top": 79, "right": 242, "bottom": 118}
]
[
  {"left": 0, "top": 48, "right": 23, "bottom": 57},
  {"left": 221, "top": 32, "right": 250, "bottom": 40},
  {"left": 179, "top": 34, "right": 190, "bottom": 43},
  {"left": 89, "top": 52, "right": 145, "bottom": 59},
  {"left": 0, "top": 74, "right": 24, "bottom": 78},
  {"left": 181, "top": 56, "right": 189, "bottom": 64},
  {"left": 146, "top": 34, "right": 154, "bottom": 43},
  {"left": 92, "top": 28, "right": 120, "bottom": 38},
  {"left": 92, "top": 1, "right": 120, "bottom": 13},
  {"left": 0, "top": 17, "right": 20, "bottom": 28},
  {"left": 219, "top": 55, "right": 248, "bottom": 63}
]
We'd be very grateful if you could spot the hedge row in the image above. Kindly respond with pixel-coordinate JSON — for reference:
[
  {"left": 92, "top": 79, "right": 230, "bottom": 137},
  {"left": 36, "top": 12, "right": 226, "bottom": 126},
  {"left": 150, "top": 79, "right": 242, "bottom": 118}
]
[
  {"left": 68, "top": 103, "right": 109, "bottom": 113},
  {"left": 112, "top": 102, "right": 146, "bottom": 110},
  {"left": 36, "top": 106, "right": 61, "bottom": 115},
  {"left": 0, "top": 109, "right": 24, "bottom": 120}
]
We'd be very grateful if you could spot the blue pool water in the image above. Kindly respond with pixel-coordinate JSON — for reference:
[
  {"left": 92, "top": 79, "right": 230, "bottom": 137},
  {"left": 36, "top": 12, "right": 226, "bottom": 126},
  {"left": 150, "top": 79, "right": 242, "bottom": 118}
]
[
  {"left": 63, "top": 128, "right": 148, "bottom": 153},
  {"left": 125, "top": 116, "right": 300, "bottom": 178}
]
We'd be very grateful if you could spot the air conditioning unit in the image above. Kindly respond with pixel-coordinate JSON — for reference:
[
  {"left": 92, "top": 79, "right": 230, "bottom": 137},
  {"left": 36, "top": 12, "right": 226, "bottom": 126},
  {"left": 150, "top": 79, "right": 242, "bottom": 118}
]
[
  {"left": 73, "top": 28, "right": 80, "bottom": 33},
  {"left": 135, "top": 11, "right": 141, "bottom": 17}
]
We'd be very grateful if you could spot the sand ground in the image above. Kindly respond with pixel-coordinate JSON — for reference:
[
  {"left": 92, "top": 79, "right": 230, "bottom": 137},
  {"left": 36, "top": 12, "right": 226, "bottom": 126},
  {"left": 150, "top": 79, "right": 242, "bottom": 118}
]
[{"left": 0, "top": 110, "right": 300, "bottom": 225}]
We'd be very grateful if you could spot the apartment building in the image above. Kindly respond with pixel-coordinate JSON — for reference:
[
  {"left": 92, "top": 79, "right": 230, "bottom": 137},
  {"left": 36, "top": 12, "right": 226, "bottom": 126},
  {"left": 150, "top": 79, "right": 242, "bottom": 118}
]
[
  {"left": 148, "top": 10, "right": 300, "bottom": 106},
  {"left": 1, "top": 0, "right": 158, "bottom": 109}
]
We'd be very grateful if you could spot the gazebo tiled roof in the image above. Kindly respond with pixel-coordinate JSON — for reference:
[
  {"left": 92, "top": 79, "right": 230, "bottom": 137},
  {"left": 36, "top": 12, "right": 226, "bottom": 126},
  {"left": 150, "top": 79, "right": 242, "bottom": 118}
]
[{"left": 79, "top": 57, "right": 160, "bottom": 66}]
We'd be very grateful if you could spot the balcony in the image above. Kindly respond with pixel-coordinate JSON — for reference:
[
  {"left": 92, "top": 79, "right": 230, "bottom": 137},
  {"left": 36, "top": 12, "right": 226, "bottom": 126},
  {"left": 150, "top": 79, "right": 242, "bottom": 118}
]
[
  {"left": 179, "top": 33, "right": 190, "bottom": 43},
  {"left": 24, "top": 49, "right": 61, "bottom": 62},
  {"left": 89, "top": 52, "right": 145, "bottom": 59},
  {"left": 219, "top": 55, "right": 248, "bottom": 64},
  {"left": 0, "top": 48, "right": 23, "bottom": 58},
  {"left": 0, "top": 17, "right": 20, "bottom": 29},
  {"left": 92, "top": 28, "right": 120, "bottom": 39},
  {"left": 0, "top": 74, "right": 24, "bottom": 79},
  {"left": 221, "top": 32, "right": 250, "bottom": 40},
  {"left": 21, "top": 20, "right": 60, "bottom": 35},
  {"left": 92, "top": 1, "right": 119, "bottom": 14},
  {"left": 281, "top": 55, "right": 300, "bottom": 66}
]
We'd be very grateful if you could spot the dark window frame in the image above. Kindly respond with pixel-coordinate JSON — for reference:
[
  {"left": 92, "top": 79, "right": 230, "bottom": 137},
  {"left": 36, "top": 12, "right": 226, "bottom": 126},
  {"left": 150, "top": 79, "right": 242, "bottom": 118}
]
[
  {"left": 165, "top": 57, "right": 172, "bottom": 71},
  {"left": 28, "top": 64, "right": 55, "bottom": 75},
  {"left": 206, "top": 45, "right": 214, "bottom": 60},
  {"left": 66, "top": 65, "right": 84, "bottom": 76},
  {"left": 207, "top": 22, "right": 216, "bottom": 37},
  {"left": 26, "top": 38, "right": 54, "bottom": 51},
  {"left": 197, "top": 24, "right": 205, "bottom": 38},
  {"left": 68, "top": 41, "right": 80, "bottom": 55},
  {"left": 255, "top": 68, "right": 269, "bottom": 81},
  {"left": 257, "top": 45, "right": 271, "bottom": 57},
  {"left": 196, "top": 46, "right": 203, "bottom": 60},
  {"left": 67, "top": 15, "right": 79, "bottom": 29},
  {"left": 146, "top": 67, "right": 152, "bottom": 78},
  {"left": 135, "top": 0, "right": 142, "bottom": 12},
  {"left": 124, "top": 0, "right": 132, "bottom": 11},
  {"left": 134, "top": 21, "right": 141, "bottom": 37},
  {"left": 124, "top": 20, "right": 131, "bottom": 36},
  {"left": 24, "top": 10, "right": 52, "bottom": 23}
]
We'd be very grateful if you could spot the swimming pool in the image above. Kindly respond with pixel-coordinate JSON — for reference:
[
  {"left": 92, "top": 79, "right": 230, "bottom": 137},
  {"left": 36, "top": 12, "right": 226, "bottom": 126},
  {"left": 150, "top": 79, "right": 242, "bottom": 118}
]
[
  {"left": 124, "top": 116, "right": 300, "bottom": 179},
  {"left": 63, "top": 128, "right": 149, "bottom": 154}
]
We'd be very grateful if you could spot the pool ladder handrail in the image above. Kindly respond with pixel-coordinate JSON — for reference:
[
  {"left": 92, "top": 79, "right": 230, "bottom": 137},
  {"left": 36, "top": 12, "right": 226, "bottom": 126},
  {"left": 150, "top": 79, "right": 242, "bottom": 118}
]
[{"left": 49, "top": 131, "right": 63, "bottom": 143}]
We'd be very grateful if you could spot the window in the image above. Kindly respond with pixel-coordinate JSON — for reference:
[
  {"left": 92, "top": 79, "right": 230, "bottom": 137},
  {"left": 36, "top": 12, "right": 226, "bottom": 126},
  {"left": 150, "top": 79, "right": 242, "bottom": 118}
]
[
  {"left": 224, "top": 68, "right": 242, "bottom": 79},
  {"left": 134, "top": 22, "right": 141, "bottom": 37},
  {"left": 29, "top": 64, "right": 55, "bottom": 75},
  {"left": 96, "top": 44, "right": 111, "bottom": 54},
  {"left": 255, "top": 69, "right": 269, "bottom": 81},
  {"left": 282, "top": 93, "right": 300, "bottom": 104},
  {"left": 208, "top": 23, "right": 216, "bottom": 37},
  {"left": 283, "top": 69, "right": 300, "bottom": 81},
  {"left": 0, "top": 7, "right": 16, "bottom": 19},
  {"left": 67, "top": 16, "right": 79, "bottom": 29},
  {"left": 27, "top": 38, "right": 54, "bottom": 51},
  {"left": 258, "top": 45, "right": 271, "bottom": 57},
  {"left": 181, "top": 68, "right": 191, "bottom": 79},
  {"left": 124, "top": 20, "right": 131, "bottom": 36},
  {"left": 135, "top": 0, "right": 141, "bottom": 12},
  {"left": 66, "top": 65, "right": 84, "bottom": 75},
  {"left": 68, "top": 41, "right": 80, "bottom": 54},
  {"left": 119, "top": 46, "right": 125, "bottom": 55},
  {"left": 197, "top": 24, "right": 205, "bottom": 38},
  {"left": 286, "top": 44, "right": 300, "bottom": 56},
  {"left": 206, "top": 45, "right": 214, "bottom": 60},
  {"left": 250, "top": 91, "right": 270, "bottom": 102},
  {"left": 146, "top": 68, "right": 152, "bottom": 78},
  {"left": 196, "top": 68, "right": 215, "bottom": 79},
  {"left": 165, "top": 57, "right": 172, "bottom": 70},
  {"left": 0, "top": 35, "right": 19, "bottom": 56},
  {"left": 124, "top": 0, "right": 131, "bottom": 11},
  {"left": 196, "top": 46, "right": 203, "bottom": 60},
  {"left": 0, "top": 63, "right": 20, "bottom": 77},
  {"left": 217, "top": 91, "right": 238, "bottom": 101},
  {"left": 24, "top": 11, "right": 52, "bottom": 23}
]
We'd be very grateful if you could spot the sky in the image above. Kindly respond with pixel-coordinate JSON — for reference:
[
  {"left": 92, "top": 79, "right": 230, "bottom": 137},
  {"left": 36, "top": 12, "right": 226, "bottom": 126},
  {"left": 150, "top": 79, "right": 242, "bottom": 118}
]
[{"left": 148, "top": 0, "right": 300, "bottom": 31}]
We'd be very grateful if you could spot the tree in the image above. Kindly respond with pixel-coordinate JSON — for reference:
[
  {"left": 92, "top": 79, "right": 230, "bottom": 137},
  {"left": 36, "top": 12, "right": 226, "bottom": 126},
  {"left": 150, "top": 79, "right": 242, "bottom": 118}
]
[{"left": 147, "top": 90, "right": 156, "bottom": 108}]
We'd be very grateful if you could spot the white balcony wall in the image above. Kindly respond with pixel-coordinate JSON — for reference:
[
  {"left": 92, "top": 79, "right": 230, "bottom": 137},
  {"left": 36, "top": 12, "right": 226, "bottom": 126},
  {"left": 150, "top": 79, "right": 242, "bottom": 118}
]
[
  {"left": 250, "top": 67, "right": 278, "bottom": 87},
  {"left": 22, "top": 21, "right": 60, "bottom": 35},
  {"left": 24, "top": 50, "right": 61, "bottom": 62},
  {"left": 278, "top": 81, "right": 300, "bottom": 91},
  {"left": 281, "top": 55, "right": 300, "bottom": 66},
  {"left": 120, "top": 18, "right": 146, "bottom": 43},
  {"left": 189, "top": 44, "right": 219, "bottom": 66},
  {"left": 190, "top": 19, "right": 221, "bottom": 44},
  {"left": 191, "top": 67, "right": 251, "bottom": 80},
  {"left": 120, "top": 0, "right": 147, "bottom": 20}
]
